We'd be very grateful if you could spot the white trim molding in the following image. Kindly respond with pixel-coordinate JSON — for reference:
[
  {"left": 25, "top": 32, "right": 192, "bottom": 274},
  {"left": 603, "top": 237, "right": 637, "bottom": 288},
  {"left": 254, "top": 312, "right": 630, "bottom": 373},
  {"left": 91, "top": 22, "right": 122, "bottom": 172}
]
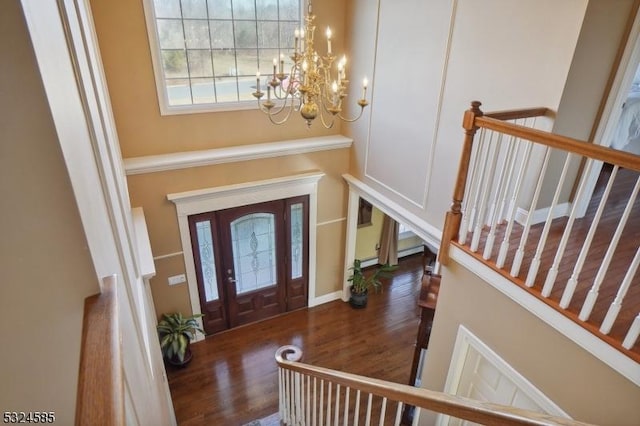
[
  {"left": 168, "top": 171, "right": 325, "bottom": 336},
  {"left": 515, "top": 202, "right": 572, "bottom": 226},
  {"left": 124, "top": 135, "right": 353, "bottom": 175},
  {"left": 309, "top": 291, "right": 343, "bottom": 307},
  {"left": 450, "top": 245, "right": 640, "bottom": 387},
  {"left": 132, "top": 208, "right": 156, "bottom": 280}
]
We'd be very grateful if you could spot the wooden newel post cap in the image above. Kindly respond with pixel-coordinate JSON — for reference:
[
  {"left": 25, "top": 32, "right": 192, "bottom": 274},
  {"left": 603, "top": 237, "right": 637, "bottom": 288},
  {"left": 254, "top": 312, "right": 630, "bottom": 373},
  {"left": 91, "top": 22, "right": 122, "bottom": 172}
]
[{"left": 463, "top": 101, "right": 483, "bottom": 131}]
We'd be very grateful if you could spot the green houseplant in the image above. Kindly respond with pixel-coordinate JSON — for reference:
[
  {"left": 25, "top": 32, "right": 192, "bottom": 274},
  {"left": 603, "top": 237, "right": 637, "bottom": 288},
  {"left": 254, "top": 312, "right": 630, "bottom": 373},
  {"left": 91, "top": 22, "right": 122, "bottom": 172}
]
[
  {"left": 347, "top": 259, "right": 397, "bottom": 308},
  {"left": 157, "top": 312, "right": 204, "bottom": 366}
]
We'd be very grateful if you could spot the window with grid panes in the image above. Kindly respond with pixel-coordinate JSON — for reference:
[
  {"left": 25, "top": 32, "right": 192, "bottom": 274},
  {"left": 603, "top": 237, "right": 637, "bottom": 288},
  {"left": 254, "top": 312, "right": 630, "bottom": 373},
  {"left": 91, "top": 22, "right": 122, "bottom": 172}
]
[{"left": 144, "top": 0, "right": 301, "bottom": 113}]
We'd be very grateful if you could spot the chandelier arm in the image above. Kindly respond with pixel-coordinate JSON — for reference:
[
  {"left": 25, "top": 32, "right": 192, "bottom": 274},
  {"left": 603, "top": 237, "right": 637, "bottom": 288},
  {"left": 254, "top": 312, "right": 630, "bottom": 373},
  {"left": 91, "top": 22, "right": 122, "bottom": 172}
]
[
  {"left": 318, "top": 109, "right": 336, "bottom": 129},
  {"left": 264, "top": 102, "right": 296, "bottom": 125},
  {"left": 259, "top": 92, "right": 296, "bottom": 116},
  {"left": 336, "top": 106, "right": 367, "bottom": 123}
]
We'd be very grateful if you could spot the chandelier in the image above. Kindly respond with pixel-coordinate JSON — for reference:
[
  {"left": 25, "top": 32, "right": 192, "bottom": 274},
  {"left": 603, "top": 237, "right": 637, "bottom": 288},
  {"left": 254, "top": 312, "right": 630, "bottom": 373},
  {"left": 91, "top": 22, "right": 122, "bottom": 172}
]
[{"left": 252, "top": 2, "right": 369, "bottom": 128}]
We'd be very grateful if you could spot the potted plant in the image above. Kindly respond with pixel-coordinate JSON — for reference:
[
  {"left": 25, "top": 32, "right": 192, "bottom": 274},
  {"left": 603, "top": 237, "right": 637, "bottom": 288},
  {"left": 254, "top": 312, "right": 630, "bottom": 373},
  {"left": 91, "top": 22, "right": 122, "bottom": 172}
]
[
  {"left": 347, "top": 259, "right": 397, "bottom": 308},
  {"left": 157, "top": 312, "right": 204, "bottom": 367}
]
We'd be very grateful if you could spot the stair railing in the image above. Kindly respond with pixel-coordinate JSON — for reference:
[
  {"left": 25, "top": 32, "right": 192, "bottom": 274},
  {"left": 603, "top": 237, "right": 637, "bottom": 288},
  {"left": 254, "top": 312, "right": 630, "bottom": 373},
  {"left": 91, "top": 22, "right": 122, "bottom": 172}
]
[
  {"left": 276, "top": 346, "right": 590, "bottom": 426},
  {"left": 439, "top": 101, "right": 640, "bottom": 358},
  {"left": 75, "top": 275, "right": 124, "bottom": 425}
]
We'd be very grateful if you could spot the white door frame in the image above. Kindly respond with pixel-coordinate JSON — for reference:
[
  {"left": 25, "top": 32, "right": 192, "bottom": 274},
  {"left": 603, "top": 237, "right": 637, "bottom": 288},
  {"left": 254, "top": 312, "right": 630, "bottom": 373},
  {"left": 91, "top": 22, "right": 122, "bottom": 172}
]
[
  {"left": 575, "top": 6, "right": 640, "bottom": 217},
  {"left": 168, "top": 172, "right": 323, "bottom": 339}
]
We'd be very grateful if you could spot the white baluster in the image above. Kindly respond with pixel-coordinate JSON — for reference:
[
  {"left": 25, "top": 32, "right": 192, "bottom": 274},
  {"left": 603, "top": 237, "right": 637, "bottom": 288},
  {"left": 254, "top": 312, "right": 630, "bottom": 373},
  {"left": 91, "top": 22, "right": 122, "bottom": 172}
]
[
  {"left": 378, "top": 397, "right": 387, "bottom": 426},
  {"left": 279, "top": 368, "right": 285, "bottom": 424},
  {"left": 393, "top": 402, "right": 404, "bottom": 426},
  {"left": 497, "top": 141, "right": 534, "bottom": 268},
  {"left": 600, "top": 245, "right": 640, "bottom": 334},
  {"left": 471, "top": 132, "right": 502, "bottom": 252},
  {"left": 305, "top": 376, "right": 315, "bottom": 425},
  {"left": 334, "top": 384, "right": 340, "bottom": 426},
  {"left": 326, "top": 382, "right": 332, "bottom": 426},
  {"left": 289, "top": 371, "right": 296, "bottom": 425},
  {"left": 459, "top": 128, "right": 488, "bottom": 245},
  {"left": 560, "top": 165, "right": 618, "bottom": 308},
  {"left": 364, "top": 393, "right": 373, "bottom": 426},
  {"left": 495, "top": 135, "right": 521, "bottom": 223},
  {"left": 511, "top": 146, "right": 551, "bottom": 278},
  {"left": 295, "top": 372, "right": 301, "bottom": 425},
  {"left": 343, "top": 387, "right": 350, "bottom": 426},
  {"left": 319, "top": 380, "right": 324, "bottom": 426},
  {"left": 354, "top": 389, "right": 361, "bottom": 426},
  {"left": 542, "top": 160, "right": 594, "bottom": 297},
  {"left": 313, "top": 377, "right": 317, "bottom": 426},
  {"left": 623, "top": 314, "right": 640, "bottom": 349},
  {"left": 525, "top": 153, "right": 574, "bottom": 287},
  {"left": 580, "top": 176, "right": 640, "bottom": 321},
  {"left": 484, "top": 137, "right": 517, "bottom": 260}
]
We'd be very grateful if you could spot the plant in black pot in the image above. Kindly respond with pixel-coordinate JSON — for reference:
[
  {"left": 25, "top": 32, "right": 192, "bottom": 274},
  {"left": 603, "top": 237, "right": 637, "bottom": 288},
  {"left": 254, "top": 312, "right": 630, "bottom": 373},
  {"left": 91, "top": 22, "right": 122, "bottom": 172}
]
[
  {"left": 157, "top": 312, "right": 204, "bottom": 367},
  {"left": 347, "top": 259, "right": 397, "bottom": 308}
]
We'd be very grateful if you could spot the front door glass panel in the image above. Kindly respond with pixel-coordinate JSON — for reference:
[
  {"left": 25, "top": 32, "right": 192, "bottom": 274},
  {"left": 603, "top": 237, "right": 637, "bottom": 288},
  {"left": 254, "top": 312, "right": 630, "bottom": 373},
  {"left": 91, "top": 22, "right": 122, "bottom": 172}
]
[
  {"left": 230, "top": 213, "right": 277, "bottom": 294},
  {"left": 195, "top": 220, "right": 219, "bottom": 302},
  {"left": 290, "top": 202, "right": 303, "bottom": 279}
]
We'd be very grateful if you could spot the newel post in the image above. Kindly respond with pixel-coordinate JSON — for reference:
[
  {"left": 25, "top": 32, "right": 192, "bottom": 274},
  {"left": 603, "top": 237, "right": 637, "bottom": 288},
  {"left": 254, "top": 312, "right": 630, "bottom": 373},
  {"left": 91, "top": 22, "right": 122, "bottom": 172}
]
[{"left": 438, "top": 101, "right": 483, "bottom": 265}]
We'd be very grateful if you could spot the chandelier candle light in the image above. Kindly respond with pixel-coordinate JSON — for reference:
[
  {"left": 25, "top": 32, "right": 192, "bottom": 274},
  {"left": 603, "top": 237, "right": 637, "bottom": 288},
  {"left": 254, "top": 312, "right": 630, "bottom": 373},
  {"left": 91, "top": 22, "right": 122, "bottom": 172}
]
[{"left": 252, "top": 2, "right": 369, "bottom": 128}]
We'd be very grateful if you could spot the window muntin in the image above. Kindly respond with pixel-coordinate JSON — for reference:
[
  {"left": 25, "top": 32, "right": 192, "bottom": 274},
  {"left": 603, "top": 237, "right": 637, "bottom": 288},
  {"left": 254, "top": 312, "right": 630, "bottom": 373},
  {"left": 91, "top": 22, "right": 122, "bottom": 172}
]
[{"left": 145, "top": 0, "right": 301, "bottom": 113}]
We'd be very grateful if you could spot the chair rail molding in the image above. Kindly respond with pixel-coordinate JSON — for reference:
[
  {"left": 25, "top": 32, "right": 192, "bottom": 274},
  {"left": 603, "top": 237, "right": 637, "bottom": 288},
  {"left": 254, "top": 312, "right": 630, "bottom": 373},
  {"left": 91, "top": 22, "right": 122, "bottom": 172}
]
[
  {"left": 168, "top": 171, "right": 325, "bottom": 335},
  {"left": 124, "top": 135, "right": 352, "bottom": 175}
]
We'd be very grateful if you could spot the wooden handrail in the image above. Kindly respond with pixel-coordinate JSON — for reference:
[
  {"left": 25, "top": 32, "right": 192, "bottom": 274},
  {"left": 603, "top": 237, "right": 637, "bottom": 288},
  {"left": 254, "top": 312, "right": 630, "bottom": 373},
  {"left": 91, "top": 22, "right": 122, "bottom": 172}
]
[
  {"left": 476, "top": 115, "right": 640, "bottom": 172},
  {"left": 75, "top": 275, "right": 124, "bottom": 426},
  {"left": 439, "top": 100, "right": 640, "bottom": 265},
  {"left": 275, "top": 348, "right": 592, "bottom": 426},
  {"left": 484, "top": 107, "right": 551, "bottom": 121}
]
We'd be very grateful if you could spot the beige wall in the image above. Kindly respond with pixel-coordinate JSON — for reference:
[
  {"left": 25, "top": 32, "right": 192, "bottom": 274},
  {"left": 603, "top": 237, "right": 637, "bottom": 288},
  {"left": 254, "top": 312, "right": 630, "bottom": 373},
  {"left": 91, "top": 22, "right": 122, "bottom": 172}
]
[
  {"left": 538, "top": 0, "right": 637, "bottom": 209},
  {"left": 126, "top": 149, "right": 350, "bottom": 317},
  {"left": 0, "top": 1, "right": 99, "bottom": 423},
  {"left": 89, "top": 0, "right": 354, "bottom": 318},
  {"left": 419, "top": 260, "right": 640, "bottom": 425}
]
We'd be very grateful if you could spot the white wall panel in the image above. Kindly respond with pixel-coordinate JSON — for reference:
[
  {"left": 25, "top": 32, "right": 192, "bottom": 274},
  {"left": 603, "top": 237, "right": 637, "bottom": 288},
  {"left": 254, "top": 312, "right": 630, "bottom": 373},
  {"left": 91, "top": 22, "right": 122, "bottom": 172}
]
[
  {"left": 426, "top": 0, "right": 588, "bottom": 225},
  {"left": 365, "top": 0, "right": 453, "bottom": 206}
]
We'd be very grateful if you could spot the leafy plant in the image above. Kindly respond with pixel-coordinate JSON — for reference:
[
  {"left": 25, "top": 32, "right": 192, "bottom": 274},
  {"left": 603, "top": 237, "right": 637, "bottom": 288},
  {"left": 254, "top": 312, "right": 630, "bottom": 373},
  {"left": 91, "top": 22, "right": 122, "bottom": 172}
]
[
  {"left": 157, "top": 312, "right": 204, "bottom": 364},
  {"left": 348, "top": 259, "right": 397, "bottom": 295}
]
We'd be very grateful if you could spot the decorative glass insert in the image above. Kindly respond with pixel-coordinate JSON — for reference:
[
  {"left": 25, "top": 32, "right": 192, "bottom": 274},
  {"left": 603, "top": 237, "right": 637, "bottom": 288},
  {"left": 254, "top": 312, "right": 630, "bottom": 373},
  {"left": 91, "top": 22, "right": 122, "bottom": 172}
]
[
  {"left": 147, "top": 0, "right": 301, "bottom": 108},
  {"left": 195, "top": 221, "right": 219, "bottom": 301},
  {"left": 230, "top": 213, "right": 277, "bottom": 294},
  {"left": 290, "top": 202, "right": 303, "bottom": 279}
]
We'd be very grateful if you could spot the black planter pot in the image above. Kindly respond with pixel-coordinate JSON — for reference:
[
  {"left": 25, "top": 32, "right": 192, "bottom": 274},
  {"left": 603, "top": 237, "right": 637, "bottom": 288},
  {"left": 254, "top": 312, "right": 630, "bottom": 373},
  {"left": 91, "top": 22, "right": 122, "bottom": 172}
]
[
  {"left": 167, "top": 341, "right": 193, "bottom": 367},
  {"left": 349, "top": 288, "right": 368, "bottom": 308}
]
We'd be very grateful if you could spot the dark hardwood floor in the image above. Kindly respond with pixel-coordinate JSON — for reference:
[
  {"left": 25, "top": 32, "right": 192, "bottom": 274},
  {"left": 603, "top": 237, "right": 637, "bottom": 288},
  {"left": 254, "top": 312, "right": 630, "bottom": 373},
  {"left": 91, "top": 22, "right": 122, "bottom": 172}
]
[
  {"left": 454, "top": 164, "right": 640, "bottom": 359},
  {"left": 167, "top": 255, "right": 424, "bottom": 425}
]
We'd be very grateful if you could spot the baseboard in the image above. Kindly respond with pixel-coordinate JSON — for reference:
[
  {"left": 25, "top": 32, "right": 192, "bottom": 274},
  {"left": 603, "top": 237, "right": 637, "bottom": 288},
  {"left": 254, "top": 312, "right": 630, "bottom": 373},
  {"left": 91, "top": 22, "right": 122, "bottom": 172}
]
[
  {"left": 515, "top": 202, "right": 571, "bottom": 226},
  {"left": 359, "top": 245, "right": 425, "bottom": 268},
  {"left": 309, "top": 290, "right": 343, "bottom": 307}
]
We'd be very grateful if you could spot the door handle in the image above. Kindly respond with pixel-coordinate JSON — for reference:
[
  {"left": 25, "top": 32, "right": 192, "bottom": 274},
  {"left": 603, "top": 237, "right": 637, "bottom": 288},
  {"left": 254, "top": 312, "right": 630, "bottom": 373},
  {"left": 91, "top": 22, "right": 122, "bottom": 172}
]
[
  {"left": 227, "top": 269, "right": 236, "bottom": 283},
  {"left": 227, "top": 276, "right": 237, "bottom": 283}
]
